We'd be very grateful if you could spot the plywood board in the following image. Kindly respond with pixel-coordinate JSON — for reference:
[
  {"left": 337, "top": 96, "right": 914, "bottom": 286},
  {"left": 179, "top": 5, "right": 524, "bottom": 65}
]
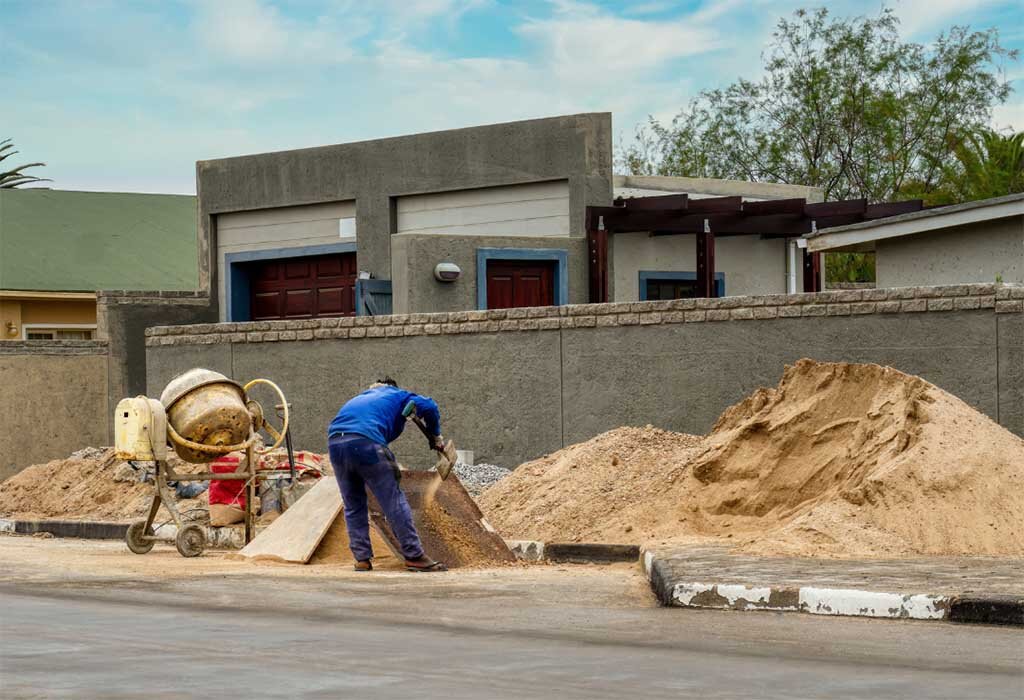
[{"left": 237, "top": 477, "right": 341, "bottom": 564}]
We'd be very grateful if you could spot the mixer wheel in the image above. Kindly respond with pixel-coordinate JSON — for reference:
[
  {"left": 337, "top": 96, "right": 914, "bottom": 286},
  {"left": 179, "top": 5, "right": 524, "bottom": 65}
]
[
  {"left": 175, "top": 523, "right": 206, "bottom": 558},
  {"left": 126, "top": 520, "right": 155, "bottom": 555}
]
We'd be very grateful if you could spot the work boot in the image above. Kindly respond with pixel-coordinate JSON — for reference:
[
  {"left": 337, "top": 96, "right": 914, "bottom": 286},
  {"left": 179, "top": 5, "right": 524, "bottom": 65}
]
[
  {"left": 354, "top": 559, "right": 373, "bottom": 572},
  {"left": 405, "top": 555, "right": 447, "bottom": 572}
]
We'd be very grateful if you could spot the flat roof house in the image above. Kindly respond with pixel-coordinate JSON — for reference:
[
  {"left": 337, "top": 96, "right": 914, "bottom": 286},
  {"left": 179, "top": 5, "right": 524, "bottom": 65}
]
[
  {"left": 806, "top": 192, "right": 1024, "bottom": 287},
  {"left": 197, "top": 114, "right": 859, "bottom": 321},
  {"left": 0, "top": 189, "right": 199, "bottom": 340}
]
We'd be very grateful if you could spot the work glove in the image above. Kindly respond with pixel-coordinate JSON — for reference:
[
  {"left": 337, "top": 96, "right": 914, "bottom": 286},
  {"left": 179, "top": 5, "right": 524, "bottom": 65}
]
[{"left": 432, "top": 434, "right": 445, "bottom": 452}]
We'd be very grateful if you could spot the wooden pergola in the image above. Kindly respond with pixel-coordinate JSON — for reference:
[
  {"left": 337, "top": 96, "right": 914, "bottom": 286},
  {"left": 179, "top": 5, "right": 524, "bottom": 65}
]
[{"left": 585, "top": 194, "right": 924, "bottom": 302}]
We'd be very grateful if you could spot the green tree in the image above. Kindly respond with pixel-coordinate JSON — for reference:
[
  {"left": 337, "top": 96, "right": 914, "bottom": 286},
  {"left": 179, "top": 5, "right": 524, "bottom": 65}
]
[
  {"left": 0, "top": 139, "right": 50, "bottom": 188},
  {"left": 902, "top": 128, "right": 1024, "bottom": 205},
  {"left": 619, "top": 8, "right": 1017, "bottom": 203}
]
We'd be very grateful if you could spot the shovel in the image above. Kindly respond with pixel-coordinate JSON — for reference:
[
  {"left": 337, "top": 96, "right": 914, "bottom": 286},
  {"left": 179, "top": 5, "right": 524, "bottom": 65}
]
[{"left": 402, "top": 400, "right": 458, "bottom": 480}]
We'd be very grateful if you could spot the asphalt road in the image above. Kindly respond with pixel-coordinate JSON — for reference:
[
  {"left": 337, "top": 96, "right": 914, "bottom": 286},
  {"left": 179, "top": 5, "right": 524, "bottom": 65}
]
[{"left": 2, "top": 583, "right": 1021, "bottom": 700}]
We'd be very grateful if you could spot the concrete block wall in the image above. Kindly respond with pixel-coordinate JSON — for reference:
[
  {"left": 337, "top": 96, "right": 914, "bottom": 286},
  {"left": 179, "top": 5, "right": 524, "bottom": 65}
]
[
  {"left": 0, "top": 341, "right": 110, "bottom": 480},
  {"left": 97, "top": 291, "right": 217, "bottom": 440},
  {"left": 145, "top": 284, "right": 1024, "bottom": 470}
]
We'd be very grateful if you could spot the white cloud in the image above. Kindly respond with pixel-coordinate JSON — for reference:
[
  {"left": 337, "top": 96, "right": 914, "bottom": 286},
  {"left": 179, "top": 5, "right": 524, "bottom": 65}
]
[
  {"left": 993, "top": 101, "right": 1024, "bottom": 131},
  {"left": 517, "top": 0, "right": 723, "bottom": 83}
]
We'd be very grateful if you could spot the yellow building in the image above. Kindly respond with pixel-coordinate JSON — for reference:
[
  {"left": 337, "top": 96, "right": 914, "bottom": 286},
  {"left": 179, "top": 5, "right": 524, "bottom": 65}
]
[
  {"left": 1, "top": 291, "right": 98, "bottom": 340},
  {"left": 0, "top": 189, "right": 198, "bottom": 339}
]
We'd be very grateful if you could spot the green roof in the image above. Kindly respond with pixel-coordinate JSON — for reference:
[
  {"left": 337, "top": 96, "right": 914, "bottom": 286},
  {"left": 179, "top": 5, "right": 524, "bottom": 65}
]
[{"left": 0, "top": 189, "right": 198, "bottom": 292}]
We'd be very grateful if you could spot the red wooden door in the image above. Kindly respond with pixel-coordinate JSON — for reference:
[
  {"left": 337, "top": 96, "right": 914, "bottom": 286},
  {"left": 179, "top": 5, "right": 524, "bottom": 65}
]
[
  {"left": 250, "top": 252, "right": 356, "bottom": 320},
  {"left": 485, "top": 260, "right": 555, "bottom": 310}
]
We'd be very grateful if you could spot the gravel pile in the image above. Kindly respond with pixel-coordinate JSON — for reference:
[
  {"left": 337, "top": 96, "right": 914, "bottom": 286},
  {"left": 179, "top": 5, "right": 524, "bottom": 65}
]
[{"left": 453, "top": 462, "right": 510, "bottom": 498}]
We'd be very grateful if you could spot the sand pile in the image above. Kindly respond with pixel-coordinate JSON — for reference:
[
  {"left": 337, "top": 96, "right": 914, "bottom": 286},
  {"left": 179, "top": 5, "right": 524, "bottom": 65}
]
[
  {"left": 0, "top": 447, "right": 333, "bottom": 523},
  {"left": 0, "top": 448, "right": 209, "bottom": 521},
  {"left": 480, "top": 359, "right": 1024, "bottom": 558}
]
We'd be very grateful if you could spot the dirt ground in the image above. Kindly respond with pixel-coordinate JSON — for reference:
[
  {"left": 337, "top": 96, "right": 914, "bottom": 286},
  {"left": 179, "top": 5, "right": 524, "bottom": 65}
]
[{"left": 0, "top": 534, "right": 653, "bottom": 607}]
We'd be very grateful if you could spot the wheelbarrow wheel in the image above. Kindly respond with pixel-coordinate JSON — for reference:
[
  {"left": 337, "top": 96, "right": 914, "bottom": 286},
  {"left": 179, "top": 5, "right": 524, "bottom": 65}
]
[
  {"left": 126, "top": 520, "right": 155, "bottom": 555},
  {"left": 175, "top": 523, "right": 205, "bottom": 558}
]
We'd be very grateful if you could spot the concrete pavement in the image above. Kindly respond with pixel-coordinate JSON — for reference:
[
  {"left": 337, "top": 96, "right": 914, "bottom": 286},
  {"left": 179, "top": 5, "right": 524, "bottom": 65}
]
[{"left": 0, "top": 539, "right": 1022, "bottom": 698}]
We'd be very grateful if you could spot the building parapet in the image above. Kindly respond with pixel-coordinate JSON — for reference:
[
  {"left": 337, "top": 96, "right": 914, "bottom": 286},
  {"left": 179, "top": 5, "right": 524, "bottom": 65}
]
[{"left": 145, "top": 284, "right": 1023, "bottom": 347}]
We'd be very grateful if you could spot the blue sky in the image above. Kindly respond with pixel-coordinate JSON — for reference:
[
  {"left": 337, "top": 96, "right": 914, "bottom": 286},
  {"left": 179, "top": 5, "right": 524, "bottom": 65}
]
[{"left": 3, "top": 0, "right": 1022, "bottom": 194}]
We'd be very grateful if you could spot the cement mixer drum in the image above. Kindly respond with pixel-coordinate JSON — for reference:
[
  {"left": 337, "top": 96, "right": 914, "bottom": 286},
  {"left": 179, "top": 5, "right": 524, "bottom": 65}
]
[{"left": 160, "top": 368, "right": 250, "bottom": 463}]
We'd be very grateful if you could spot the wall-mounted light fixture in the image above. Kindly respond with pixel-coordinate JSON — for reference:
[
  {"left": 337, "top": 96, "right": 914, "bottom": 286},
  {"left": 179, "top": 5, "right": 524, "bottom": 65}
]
[
  {"left": 434, "top": 262, "right": 461, "bottom": 282},
  {"left": 5, "top": 321, "right": 16, "bottom": 337}
]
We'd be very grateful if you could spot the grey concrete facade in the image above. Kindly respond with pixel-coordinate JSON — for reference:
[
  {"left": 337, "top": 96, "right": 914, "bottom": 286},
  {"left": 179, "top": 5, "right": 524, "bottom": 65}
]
[
  {"left": 0, "top": 342, "right": 110, "bottom": 480},
  {"left": 146, "top": 284, "right": 1024, "bottom": 471},
  {"left": 391, "top": 234, "right": 587, "bottom": 313},
  {"left": 196, "top": 114, "right": 613, "bottom": 318},
  {"left": 875, "top": 217, "right": 1024, "bottom": 287}
]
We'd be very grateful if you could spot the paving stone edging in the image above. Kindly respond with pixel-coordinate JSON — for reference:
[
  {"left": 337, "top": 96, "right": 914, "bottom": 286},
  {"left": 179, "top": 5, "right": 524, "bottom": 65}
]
[
  {"left": 642, "top": 549, "right": 1024, "bottom": 626},
  {"left": 145, "top": 283, "right": 1024, "bottom": 346},
  {"left": 0, "top": 518, "right": 243, "bottom": 549},
  {"left": 507, "top": 540, "right": 641, "bottom": 564}
]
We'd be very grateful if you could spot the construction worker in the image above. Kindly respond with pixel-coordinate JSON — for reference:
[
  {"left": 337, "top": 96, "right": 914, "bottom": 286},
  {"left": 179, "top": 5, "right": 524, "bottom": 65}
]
[{"left": 327, "top": 377, "right": 448, "bottom": 572}]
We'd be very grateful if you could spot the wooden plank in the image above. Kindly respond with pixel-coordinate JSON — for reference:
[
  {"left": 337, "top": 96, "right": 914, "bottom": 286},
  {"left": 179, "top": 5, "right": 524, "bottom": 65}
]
[
  {"left": 236, "top": 476, "right": 341, "bottom": 564},
  {"left": 742, "top": 198, "right": 806, "bottom": 215},
  {"left": 865, "top": 200, "right": 923, "bottom": 219},
  {"left": 587, "top": 227, "right": 608, "bottom": 303},
  {"left": 621, "top": 193, "right": 688, "bottom": 210},
  {"left": 805, "top": 199, "right": 866, "bottom": 217}
]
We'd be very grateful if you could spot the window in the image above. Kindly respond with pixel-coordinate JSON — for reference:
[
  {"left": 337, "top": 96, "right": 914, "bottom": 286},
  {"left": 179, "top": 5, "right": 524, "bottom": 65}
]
[
  {"left": 25, "top": 328, "right": 95, "bottom": 340},
  {"left": 639, "top": 271, "right": 725, "bottom": 300}
]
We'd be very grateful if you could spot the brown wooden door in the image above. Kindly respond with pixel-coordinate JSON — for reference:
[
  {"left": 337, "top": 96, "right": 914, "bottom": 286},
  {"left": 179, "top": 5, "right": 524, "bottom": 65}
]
[
  {"left": 485, "top": 259, "right": 555, "bottom": 309},
  {"left": 250, "top": 252, "right": 356, "bottom": 320}
]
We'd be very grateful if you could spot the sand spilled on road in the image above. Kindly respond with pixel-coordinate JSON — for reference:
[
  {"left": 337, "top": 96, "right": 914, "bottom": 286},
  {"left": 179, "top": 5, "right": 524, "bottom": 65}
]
[{"left": 480, "top": 359, "right": 1024, "bottom": 558}]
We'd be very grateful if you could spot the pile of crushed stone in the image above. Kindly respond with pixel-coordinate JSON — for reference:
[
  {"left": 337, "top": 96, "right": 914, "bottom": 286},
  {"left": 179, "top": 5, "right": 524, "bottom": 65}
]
[
  {"left": 453, "top": 462, "right": 510, "bottom": 497},
  {"left": 480, "top": 359, "right": 1024, "bottom": 558}
]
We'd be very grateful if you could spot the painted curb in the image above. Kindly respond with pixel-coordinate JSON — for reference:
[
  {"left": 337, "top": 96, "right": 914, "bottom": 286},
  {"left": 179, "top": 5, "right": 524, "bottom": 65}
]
[
  {"left": 544, "top": 542, "right": 641, "bottom": 564},
  {"left": 642, "top": 550, "right": 1023, "bottom": 626},
  {"left": 505, "top": 540, "right": 641, "bottom": 564},
  {"left": 0, "top": 518, "right": 244, "bottom": 550}
]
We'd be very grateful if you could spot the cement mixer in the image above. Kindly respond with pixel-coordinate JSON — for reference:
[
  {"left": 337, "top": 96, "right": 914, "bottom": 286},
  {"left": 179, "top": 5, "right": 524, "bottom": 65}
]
[{"left": 113, "top": 368, "right": 290, "bottom": 557}]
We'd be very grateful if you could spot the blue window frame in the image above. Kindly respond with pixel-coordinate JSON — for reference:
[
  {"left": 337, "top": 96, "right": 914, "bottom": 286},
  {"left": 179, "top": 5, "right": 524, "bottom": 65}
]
[
  {"left": 225, "top": 242, "right": 357, "bottom": 322},
  {"left": 638, "top": 271, "right": 725, "bottom": 300},
  {"left": 475, "top": 247, "right": 569, "bottom": 310}
]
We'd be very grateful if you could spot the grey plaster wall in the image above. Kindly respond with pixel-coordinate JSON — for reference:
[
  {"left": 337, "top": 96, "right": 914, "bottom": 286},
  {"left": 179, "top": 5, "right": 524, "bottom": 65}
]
[
  {"left": 146, "top": 286, "right": 1023, "bottom": 470},
  {"left": 561, "top": 312, "right": 998, "bottom": 444},
  {"left": 97, "top": 293, "right": 216, "bottom": 440},
  {"left": 876, "top": 216, "right": 1024, "bottom": 287},
  {"left": 391, "top": 234, "right": 588, "bottom": 314},
  {"left": 148, "top": 332, "right": 563, "bottom": 470},
  {"left": 998, "top": 312, "right": 1023, "bottom": 436},
  {"left": 196, "top": 113, "right": 614, "bottom": 309},
  {"left": 0, "top": 344, "right": 109, "bottom": 480}
]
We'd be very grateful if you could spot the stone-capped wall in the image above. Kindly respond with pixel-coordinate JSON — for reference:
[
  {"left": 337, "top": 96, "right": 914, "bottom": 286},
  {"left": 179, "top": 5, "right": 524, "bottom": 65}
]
[
  {"left": 147, "top": 284, "right": 1022, "bottom": 346},
  {"left": 145, "top": 284, "right": 1023, "bottom": 470},
  {"left": 0, "top": 340, "right": 110, "bottom": 480}
]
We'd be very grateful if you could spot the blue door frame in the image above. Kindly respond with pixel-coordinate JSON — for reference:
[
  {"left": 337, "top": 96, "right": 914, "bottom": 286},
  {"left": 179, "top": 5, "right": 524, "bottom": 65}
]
[
  {"left": 638, "top": 270, "right": 725, "bottom": 300},
  {"left": 225, "top": 242, "right": 357, "bottom": 322},
  {"left": 476, "top": 247, "right": 569, "bottom": 310}
]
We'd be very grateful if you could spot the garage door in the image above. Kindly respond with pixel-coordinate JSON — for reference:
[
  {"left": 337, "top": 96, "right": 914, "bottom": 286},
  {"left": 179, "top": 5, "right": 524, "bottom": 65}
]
[{"left": 249, "top": 252, "right": 357, "bottom": 320}]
